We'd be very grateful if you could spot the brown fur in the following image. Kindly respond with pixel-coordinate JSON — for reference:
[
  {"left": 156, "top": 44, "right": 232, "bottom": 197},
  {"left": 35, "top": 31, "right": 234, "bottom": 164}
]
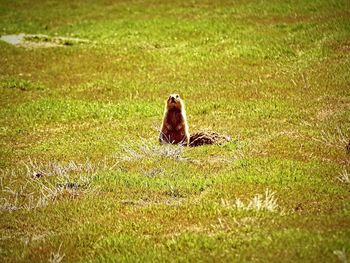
[{"left": 159, "top": 94, "right": 190, "bottom": 145}]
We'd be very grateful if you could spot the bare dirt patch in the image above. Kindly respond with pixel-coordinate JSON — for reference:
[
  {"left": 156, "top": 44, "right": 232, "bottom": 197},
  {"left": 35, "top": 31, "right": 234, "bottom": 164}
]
[{"left": 0, "top": 33, "right": 89, "bottom": 49}]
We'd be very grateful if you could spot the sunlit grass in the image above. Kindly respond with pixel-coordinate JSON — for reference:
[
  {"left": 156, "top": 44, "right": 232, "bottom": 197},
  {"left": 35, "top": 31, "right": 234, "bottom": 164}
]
[{"left": 0, "top": 0, "right": 349, "bottom": 262}]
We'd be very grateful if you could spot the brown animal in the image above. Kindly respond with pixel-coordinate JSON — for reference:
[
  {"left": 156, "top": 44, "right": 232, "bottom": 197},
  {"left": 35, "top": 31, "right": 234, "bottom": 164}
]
[{"left": 159, "top": 94, "right": 190, "bottom": 145}]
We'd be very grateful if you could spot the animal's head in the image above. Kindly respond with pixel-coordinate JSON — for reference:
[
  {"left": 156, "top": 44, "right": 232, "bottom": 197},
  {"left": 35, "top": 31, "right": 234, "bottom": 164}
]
[{"left": 166, "top": 93, "right": 183, "bottom": 110}]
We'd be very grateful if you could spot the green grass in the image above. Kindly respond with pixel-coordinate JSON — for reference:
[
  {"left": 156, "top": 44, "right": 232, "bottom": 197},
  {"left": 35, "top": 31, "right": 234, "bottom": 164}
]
[{"left": 1, "top": 0, "right": 350, "bottom": 262}]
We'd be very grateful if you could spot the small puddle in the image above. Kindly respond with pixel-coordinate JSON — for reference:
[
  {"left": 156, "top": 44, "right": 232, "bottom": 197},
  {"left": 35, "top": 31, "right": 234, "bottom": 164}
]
[
  {"left": 0, "top": 33, "right": 89, "bottom": 48},
  {"left": 0, "top": 33, "right": 25, "bottom": 45}
]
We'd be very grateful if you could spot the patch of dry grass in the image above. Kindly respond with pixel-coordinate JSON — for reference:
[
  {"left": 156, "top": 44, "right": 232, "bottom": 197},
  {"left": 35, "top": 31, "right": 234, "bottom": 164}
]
[{"left": 221, "top": 189, "right": 279, "bottom": 213}]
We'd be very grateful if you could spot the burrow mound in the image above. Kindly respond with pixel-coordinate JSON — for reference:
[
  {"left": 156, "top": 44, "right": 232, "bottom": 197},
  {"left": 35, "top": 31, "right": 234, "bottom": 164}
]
[{"left": 189, "top": 131, "right": 231, "bottom": 147}]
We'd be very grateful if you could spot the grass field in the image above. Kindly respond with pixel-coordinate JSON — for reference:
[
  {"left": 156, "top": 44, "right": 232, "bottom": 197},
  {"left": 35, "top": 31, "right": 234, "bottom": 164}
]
[{"left": 1, "top": 0, "right": 350, "bottom": 262}]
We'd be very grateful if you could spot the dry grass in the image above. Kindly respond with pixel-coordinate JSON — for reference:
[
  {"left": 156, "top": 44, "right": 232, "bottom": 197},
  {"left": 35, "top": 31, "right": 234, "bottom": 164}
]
[
  {"left": 222, "top": 189, "right": 279, "bottom": 212},
  {"left": 49, "top": 242, "right": 65, "bottom": 263},
  {"left": 337, "top": 169, "right": 350, "bottom": 184},
  {"left": 119, "top": 139, "right": 186, "bottom": 161},
  {"left": 25, "top": 159, "right": 99, "bottom": 178},
  {"left": 334, "top": 249, "right": 348, "bottom": 263},
  {"left": 312, "top": 127, "right": 349, "bottom": 151},
  {"left": 1, "top": 160, "right": 96, "bottom": 212}
]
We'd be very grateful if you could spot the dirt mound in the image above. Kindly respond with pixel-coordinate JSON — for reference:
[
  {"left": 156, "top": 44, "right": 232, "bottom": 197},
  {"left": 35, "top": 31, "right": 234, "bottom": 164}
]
[{"left": 189, "top": 131, "right": 231, "bottom": 147}]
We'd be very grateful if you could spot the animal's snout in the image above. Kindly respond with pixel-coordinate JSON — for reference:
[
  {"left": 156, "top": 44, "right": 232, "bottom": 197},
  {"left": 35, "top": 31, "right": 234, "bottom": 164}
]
[{"left": 170, "top": 96, "right": 176, "bottom": 102}]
